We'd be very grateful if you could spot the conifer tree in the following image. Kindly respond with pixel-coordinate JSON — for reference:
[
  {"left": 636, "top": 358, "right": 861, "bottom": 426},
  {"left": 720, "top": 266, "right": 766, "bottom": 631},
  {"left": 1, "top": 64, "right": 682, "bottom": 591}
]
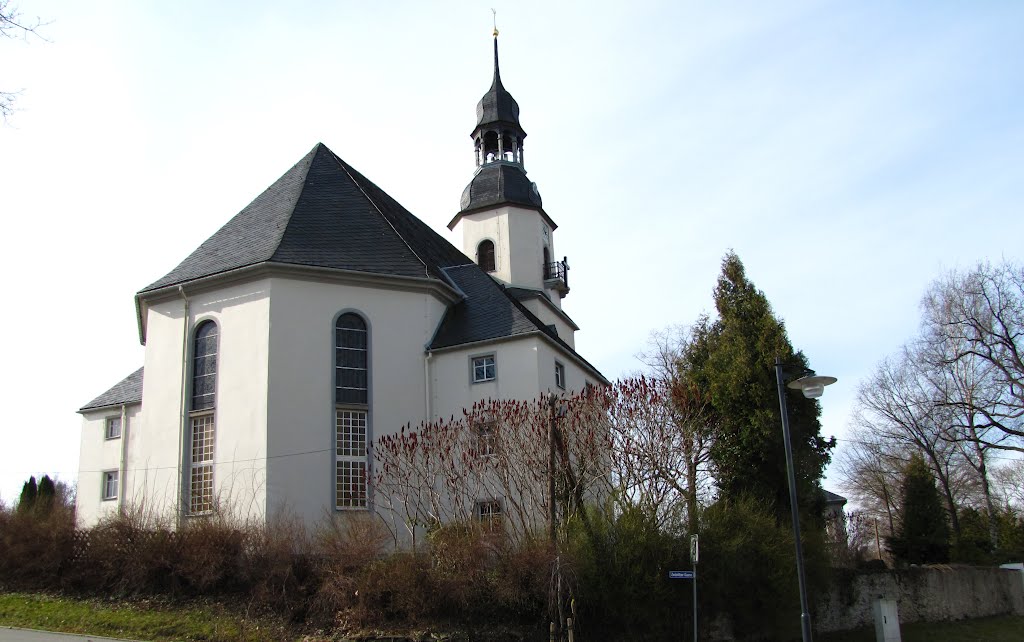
[
  {"left": 36, "top": 475, "right": 56, "bottom": 513},
  {"left": 17, "top": 476, "right": 38, "bottom": 512},
  {"left": 887, "top": 452, "right": 951, "bottom": 564},
  {"left": 685, "top": 252, "right": 834, "bottom": 520}
]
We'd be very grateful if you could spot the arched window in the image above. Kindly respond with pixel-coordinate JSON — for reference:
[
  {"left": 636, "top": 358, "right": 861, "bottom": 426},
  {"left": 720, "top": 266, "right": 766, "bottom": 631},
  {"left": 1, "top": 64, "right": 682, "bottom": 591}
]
[
  {"left": 477, "top": 240, "right": 496, "bottom": 273},
  {"left": 189, "top": 320, "right": 218, "bottom": 514},
  {"left": 542, "top": 247, "right": 551, "bottom": 278},
  {"left": 335, "top": 313, "right": 368, "bottom": 509}
]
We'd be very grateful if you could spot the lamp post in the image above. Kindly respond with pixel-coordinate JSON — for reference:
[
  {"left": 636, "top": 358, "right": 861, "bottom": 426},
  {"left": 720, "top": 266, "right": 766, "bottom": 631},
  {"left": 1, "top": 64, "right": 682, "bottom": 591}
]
[{"left": 774, "top": 356, "right": 836, "bottom": 642}]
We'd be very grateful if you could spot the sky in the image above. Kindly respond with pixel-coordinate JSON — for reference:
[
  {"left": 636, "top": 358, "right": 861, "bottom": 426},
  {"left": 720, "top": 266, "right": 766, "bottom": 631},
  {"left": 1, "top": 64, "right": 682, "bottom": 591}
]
[{"left": 2, "top": 1, "right": 1023, "bottom": 505}]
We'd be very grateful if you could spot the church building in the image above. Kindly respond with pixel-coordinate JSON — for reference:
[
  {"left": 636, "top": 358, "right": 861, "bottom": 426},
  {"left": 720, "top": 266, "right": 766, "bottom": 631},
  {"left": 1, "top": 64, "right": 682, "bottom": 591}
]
[{"left": 75, "top": 35, "right": 607, "bottom": 529}]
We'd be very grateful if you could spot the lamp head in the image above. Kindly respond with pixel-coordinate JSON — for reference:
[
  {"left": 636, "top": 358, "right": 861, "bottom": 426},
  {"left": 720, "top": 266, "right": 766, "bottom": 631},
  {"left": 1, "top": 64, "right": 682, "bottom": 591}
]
[{"left": 787, "top": 375, "right": 838, "bottom": 399}]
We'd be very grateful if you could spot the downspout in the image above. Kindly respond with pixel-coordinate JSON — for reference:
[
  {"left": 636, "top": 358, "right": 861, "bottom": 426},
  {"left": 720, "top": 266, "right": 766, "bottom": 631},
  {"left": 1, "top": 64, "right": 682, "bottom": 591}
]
[
  {"left": 117, "top": 403, "right": 128, "bottom": 514},
  {"left": 424, "top": 350, "right": 433, "bottom": 421},
  {"left": 176, "top": 285, "right": 191, "bottom": 525}
]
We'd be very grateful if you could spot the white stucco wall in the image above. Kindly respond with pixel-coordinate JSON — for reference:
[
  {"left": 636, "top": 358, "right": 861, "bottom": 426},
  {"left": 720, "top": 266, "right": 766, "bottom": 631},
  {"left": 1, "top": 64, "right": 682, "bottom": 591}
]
[
  {"left": 516, "top": 296, "right": 576, "bottom": 349},
  {"left": 76, "top": 404, "right": 141, "bottom": 526},
  {"left": 75, "top": 279, "right": 273, "bottom": 528},
  {"left": 429, "top": 335, "right": 594, "bottom": 416},
  {"left": 453, "top": 205, "right": 561, "bottom": 307},
  {"left": 264, "top": 276, "right": 449, "bottom": 526}
]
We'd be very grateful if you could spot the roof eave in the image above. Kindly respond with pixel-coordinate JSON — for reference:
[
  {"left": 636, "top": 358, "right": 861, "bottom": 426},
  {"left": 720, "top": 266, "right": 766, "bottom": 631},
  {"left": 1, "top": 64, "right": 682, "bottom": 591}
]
[
  {"left": 138, "top": 261, "right": 463, "bottom": 310},
  {"left": 448, "top": 203, "right": 558, "bottom": 231},
  {"left": 78, "top": 400, "right": 142, "bottom": 415},
  {"left": 429, "top": 330, "right": 609, "bottom": 386}
]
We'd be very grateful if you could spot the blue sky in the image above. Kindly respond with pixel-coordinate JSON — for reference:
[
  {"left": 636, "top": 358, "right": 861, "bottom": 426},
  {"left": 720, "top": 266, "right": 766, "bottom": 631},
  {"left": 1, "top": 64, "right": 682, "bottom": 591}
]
[{"left": 2, "top": 1, "right": 1023, "bottom": 504}]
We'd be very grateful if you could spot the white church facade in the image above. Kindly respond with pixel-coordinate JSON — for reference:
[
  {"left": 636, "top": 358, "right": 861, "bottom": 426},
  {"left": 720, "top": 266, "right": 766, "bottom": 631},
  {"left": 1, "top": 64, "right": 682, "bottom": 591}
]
[{"left": 76, "top": 36, "right": 607, "bottom": 529}]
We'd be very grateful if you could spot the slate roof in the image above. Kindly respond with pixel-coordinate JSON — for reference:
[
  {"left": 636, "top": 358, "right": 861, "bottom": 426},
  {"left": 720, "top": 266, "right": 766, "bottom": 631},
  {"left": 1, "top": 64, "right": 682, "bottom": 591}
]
[
  {"left": 458, "top": 162, "right": 543, "bottom": 216},
  {"left": 823, "top": 489, "right": 847, "bottom": 505},
  {"left": 79, "top": 367, "right": 144, "bottom": 412},
  {"left": 431, "top": 266, "right": 607, "bottom": 383},
  {"left": 141, "top": 143, "right": 469, "bottom": 293}
]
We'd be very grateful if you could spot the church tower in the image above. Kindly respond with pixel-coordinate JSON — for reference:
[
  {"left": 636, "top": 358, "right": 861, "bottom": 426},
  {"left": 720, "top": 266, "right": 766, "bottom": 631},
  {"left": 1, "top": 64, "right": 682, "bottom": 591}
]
[{"left": 448, "top": 32, "right": 570, "bottom": 309}]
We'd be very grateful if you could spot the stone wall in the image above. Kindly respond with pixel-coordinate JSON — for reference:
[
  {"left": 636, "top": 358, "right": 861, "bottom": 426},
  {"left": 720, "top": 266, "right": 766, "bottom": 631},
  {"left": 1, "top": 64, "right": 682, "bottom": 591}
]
[{"left": 815, "top": 566, "right": 1024, "bottom": 633}]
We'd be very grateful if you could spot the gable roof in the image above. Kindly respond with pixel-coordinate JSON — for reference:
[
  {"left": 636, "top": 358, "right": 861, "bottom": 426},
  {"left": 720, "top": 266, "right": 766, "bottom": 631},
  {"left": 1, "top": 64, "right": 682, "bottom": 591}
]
[
  {"left": 141, "top": 143, "right": 469, "bottom": 293},
  {"left": 79, "top": 367, "right": 144, "bottom": 413}
]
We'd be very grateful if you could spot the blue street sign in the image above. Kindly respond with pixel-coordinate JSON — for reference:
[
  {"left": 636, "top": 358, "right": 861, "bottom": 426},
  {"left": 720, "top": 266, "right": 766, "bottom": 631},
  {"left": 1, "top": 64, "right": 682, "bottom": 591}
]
[{"left": 669, "top": 570, "right": 695, "bottom": 579}]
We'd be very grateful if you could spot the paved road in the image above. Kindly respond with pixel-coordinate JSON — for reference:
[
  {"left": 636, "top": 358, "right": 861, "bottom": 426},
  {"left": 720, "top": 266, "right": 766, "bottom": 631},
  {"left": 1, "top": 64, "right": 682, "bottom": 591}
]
[{"left": 0, "top": 628, "right": 141, "bottom": 642}]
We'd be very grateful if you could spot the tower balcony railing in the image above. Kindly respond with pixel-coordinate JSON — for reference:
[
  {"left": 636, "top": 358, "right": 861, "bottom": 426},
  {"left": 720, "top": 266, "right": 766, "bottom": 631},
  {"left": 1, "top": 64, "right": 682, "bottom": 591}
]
[{"left": 543, "top": 258, "right": 569, "bottom": 289}]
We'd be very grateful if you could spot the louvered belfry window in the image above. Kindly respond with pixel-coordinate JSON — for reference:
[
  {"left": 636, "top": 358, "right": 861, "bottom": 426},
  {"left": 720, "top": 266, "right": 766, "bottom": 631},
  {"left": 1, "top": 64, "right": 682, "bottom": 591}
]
[
  {"left": 335, "top": 313, "right": 369, "bottom": 509},
  {"left": 189, "top": 320, "right": 218, "bottom": 515}
]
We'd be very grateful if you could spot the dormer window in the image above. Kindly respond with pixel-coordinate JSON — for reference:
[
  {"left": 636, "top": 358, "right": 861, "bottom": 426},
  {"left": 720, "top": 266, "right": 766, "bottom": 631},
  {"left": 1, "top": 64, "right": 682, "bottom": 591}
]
[{"left": 477, "top": 240, "right": 496, "bottom": 272}]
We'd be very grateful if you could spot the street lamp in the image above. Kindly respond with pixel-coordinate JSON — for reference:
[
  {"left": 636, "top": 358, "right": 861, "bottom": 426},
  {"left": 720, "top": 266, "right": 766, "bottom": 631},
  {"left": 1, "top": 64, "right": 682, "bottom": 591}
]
[{"left": 775, "top": 357, "right": 837, "bottom": 642}]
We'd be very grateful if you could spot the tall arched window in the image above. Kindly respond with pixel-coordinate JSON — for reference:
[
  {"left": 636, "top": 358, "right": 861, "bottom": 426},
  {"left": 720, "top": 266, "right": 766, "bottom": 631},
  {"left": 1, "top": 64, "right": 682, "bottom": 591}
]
[
  {"left": 477, "top": 240, "right": 496, "bottom": 273},
  {"left": 189, "top": 320, "right": 218, "bottom": 515},
  {"left": 335, "top": 313, "right": 368, "bottom": 509}
]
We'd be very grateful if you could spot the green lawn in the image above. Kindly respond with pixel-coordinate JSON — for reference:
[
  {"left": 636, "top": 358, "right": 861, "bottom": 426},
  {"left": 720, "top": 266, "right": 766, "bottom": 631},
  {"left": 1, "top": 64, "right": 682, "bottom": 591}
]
[
  {"left": 819, "top": 614, "right": 1024, "bottom": 642},
  {"left": 0, "top": 593, "right": 294, "bottom": 642}
]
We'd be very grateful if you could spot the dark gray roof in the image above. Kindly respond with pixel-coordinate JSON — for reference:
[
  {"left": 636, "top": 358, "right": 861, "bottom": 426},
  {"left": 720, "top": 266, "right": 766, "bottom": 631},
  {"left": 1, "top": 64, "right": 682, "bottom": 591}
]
[
  {"left": 80, "top": 367, "right": 144, "bottom": 412},
  {"left": 431, "top": 265, "right": 539, "bottom": 348},
  {"left": 475, "top": 37, "right": 523, "bottom": 133},
  {"left": 822, "top": 489, "right": 847, "bottom": 505},
  {"left": 431, "top": 266, "right": 607, "bottom": 383},
  {"left": 458, "top": 162, "right": 543, "bottom": 215},
  {"left": 141, "top": 143, "right": 470, "bottom": 293}
]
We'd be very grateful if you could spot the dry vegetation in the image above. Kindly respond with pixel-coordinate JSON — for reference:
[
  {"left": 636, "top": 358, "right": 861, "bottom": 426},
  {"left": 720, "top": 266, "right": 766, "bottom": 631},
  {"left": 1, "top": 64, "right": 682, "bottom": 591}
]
[{"left": 0, "top": 499, "right": 551, "bottom": 637}]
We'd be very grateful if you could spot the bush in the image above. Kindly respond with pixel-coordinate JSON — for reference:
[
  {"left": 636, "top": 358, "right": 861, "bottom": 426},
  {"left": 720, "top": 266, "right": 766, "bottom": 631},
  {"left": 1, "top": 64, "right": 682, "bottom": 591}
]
[
  {"left": 567, "top": 504, "right": 689, "bottom": 641},
  {"left": 699, "top": 495, "right": 830, "bottom": 642},
  {"left": 0, "top": 496, "right": 75, "bottom": 589}
]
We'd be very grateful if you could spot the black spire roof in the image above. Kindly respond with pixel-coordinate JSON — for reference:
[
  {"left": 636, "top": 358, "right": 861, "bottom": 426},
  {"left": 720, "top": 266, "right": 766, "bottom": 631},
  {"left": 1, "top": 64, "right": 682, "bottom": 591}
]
[
  {"left": 474, "top": 37, "right": 523, "bottom": 134},
  {"left": 459, "top": 162, "right": 543, "bottom": 214}
]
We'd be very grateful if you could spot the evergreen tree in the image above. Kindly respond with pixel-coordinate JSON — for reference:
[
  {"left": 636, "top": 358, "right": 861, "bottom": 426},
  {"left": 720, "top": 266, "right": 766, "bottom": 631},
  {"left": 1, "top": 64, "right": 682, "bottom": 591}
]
[
  {"left": 684, "top": 252, "right": 834, "bottom": 520},
  {"left": 17, "top": 476, "right": 38, "bottom": 513},
  {"left": 36, "top": 475, "right": 56, "bottom": 513},
  {"left": 887, "top": 453, "right": 951, "bottom": 564}
]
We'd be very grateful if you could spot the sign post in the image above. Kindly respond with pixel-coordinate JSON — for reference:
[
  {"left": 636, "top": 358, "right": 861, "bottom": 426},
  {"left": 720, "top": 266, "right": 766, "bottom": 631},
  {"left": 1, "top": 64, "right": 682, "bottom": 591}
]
[
  {"left": 669, "top": 534, "right": 700, "bottom": 642},
  {"left": 690, "top": 534, "right": 699, "bottom": 642}
]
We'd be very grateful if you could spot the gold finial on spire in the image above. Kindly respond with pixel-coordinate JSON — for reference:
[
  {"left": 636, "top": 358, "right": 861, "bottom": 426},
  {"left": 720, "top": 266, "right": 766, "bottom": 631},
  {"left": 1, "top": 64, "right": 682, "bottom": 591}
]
[{"left": 492, "top": 8, "right": 499, "bottom": 37}]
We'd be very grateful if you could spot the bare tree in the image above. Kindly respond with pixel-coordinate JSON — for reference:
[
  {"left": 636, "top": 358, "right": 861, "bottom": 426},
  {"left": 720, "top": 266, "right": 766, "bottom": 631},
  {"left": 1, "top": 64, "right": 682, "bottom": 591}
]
[
  {"left": 1, "top": 0, "right": 49, "bottom": 121},
  {"left": 991, "top": 458, "right": 1024, "bottom": 510},
  {"left": 851, "top": 347, "right": 983, "bottom": 537},
  {"left": 835, "top": 426, "right": 907, "bottom": 536},
  {"left": 634, "top": 326, "right": 716, "bottom": 532},
  {"left": 922, "top": 261, "right": 1024, "bottom": 453},
  {"left": 918, "top": 325, "right": 1006, "bottom": 546}
]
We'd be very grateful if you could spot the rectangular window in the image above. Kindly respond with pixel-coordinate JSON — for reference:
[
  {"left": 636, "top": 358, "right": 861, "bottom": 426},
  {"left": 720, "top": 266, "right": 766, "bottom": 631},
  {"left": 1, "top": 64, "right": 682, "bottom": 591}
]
[
  {"left": 102, "top": 470, "right": 119, "bottom": 501},
  {"left": 472, "top": 416, "right": 497, "bottom": 458},
  {"left": 477, "top": 499, "right": 502, "bottom": 531},
  {"left": 336, "top": 409, "right": 368, "bottom": 509},
  {"left": 472, "top": 354, "right": 496, "bottom": 383},
  {"left": 105, "top": 416, "right": 122, "bottom": 440},
  {"left": 555, "top": 361, "right": 566, "bottom": 390},
  {"left": 189, "top": 414, "right": 215, "bottom": 514}
]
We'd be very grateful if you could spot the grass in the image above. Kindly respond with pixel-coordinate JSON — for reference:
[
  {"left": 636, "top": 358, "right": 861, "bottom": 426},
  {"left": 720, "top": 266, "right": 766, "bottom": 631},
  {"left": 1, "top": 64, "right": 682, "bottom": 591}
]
[
  {"left": 0, "top": 592, "right": 296, "bottom": 641},
  {"left": 5, "top": 591, "right": 1020, "bottom": 642},
  {"left": 819, "top": 614, "right": 1024, "bottom": 642}
]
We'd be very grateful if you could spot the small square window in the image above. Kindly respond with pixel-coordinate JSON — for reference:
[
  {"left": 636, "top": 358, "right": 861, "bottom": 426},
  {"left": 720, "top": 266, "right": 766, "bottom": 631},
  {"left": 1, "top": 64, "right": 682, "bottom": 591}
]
[
  {"left": 102, "top": 470, "right": 119, "bottom": 501},
  {"left": 105, "top": 416, "right": 122, "bottom": 440},
  {"left": 472, "top": 355, "right": 496, "bottom": 383},
  {"left": 477, "top": 499, "right": 502, "bottom": 531},
  {"left": 555, "top": 361, "right": 566, "bottom": 390}
]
